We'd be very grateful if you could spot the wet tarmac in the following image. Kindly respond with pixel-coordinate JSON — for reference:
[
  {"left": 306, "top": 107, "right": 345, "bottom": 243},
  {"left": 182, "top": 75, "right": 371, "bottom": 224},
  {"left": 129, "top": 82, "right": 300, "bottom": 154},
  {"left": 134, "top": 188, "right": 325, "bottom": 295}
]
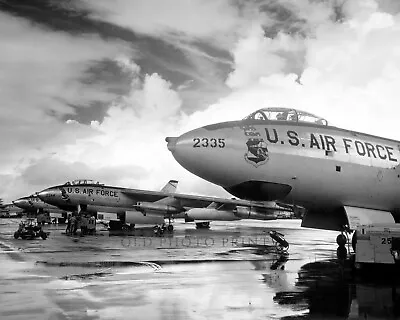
[{"left": 0, "top": 218, "right": 399, "bottom": 319}]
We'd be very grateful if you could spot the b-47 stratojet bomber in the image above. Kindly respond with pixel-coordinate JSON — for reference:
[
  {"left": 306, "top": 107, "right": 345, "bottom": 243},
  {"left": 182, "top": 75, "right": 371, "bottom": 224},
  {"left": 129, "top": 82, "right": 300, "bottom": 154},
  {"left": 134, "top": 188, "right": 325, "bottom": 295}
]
[
  {"left": 166, "top": 107, "right": 400, "bottom": 246},
  {"left": 37, "top": 178, "right": 289, "bottom": 230},
  {"left": 13, "top": 194, "right": 66, "bottom": 215},
  {"left": 13, "top": 194, "right": 67, "bottom": 223},
  {"left": 0, "top": 203, "right": 24, "bottom": 218}
]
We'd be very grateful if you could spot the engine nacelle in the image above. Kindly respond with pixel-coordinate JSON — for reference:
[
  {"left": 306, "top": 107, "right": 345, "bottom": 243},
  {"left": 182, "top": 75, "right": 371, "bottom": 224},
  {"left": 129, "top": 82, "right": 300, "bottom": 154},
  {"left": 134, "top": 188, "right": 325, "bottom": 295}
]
[
  {"left": 125, "top": 210, "right": 164, "bottom": 225},
  {"left": 134, "top": 202, "right": 180, "bottom": 215},
  {"left": 233, "top": 206, "right": 277, "bottom": 220},
  {"left": 185, "top": 208, "right": 240, "bottom": 221}
]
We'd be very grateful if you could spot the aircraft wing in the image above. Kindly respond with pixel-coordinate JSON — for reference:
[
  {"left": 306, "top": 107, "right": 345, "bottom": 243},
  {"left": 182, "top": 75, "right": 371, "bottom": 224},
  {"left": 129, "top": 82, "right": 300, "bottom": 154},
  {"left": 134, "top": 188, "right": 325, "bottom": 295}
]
[
  {"left": 120, "top": 189, "right": 278, "bottom": 209},
  {"left": 170, "top": 194, "right": 287, "bottom": 211},
  {"left": 121, "top": 188, "right": 291, "bottom": 216},
  {"left": 121, "top": 189, "right": 175, "bottom": 202}
]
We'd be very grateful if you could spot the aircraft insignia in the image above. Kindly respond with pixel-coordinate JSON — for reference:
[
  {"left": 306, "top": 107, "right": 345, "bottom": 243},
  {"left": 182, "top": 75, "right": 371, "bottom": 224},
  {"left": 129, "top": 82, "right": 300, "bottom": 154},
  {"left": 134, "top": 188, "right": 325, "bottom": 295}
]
[
  {"left": 244, "top": 138, "right": 269, "bottom": 167},
  {"left": 241, "top": 124, "right": 269, "bottom": 167},
  {"left": 60, "top": 187, "right": 70, "bottom": 202}
]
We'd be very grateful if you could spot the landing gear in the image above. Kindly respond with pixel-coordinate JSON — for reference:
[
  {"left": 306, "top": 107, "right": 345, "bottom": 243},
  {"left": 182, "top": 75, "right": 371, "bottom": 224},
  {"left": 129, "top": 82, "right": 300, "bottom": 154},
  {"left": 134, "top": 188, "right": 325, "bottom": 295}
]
[
  {"left": 166, "top": 218, "right": 174, "bottom": 233},
  {"left": 336, "top": 234, "right": 347, "bottom": 247},
  {"left": 153, "top": 224, "right": 166, "bottom": 236},
  {"left": 352, "top": 231, "right": 357, "bottom": 253},
  {"left": 196, "top": 222, "right": 210, "bottom": 229},
  {"left": 122, "top": 224, "right": 134, "bottom": 232},
  {"left": 336, "top": 226, "right": 352, "bottom": 260}
]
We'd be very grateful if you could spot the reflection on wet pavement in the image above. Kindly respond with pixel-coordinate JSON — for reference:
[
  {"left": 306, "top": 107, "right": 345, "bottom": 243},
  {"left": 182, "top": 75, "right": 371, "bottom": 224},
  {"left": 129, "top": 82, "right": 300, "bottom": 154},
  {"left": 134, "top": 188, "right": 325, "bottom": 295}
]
[
  {"left": 275, "top": 259, "right": 400, "bottom": 319},
  {"left": 0, "top": 219, "right": 398, "bottom": 319}
]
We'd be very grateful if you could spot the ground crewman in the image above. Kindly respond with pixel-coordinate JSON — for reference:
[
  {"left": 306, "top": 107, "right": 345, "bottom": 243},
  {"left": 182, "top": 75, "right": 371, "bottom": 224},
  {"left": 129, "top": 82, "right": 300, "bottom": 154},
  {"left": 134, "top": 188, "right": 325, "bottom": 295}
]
[{"left": 87, "top": 216, "right": 96, "bottom": 235}]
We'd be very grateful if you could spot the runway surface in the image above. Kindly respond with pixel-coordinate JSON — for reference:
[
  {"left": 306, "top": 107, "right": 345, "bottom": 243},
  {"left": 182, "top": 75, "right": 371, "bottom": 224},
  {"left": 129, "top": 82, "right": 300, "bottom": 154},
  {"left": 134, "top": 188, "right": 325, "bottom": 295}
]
[{"left": 0, "top": 218, "right": 399, "bottom": 320}]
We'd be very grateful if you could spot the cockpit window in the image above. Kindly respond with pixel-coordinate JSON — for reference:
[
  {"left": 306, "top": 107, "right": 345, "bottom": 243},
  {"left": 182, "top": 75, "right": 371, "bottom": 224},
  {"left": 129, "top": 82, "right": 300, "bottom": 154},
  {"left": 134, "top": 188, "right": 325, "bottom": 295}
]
[
  {"left": 244, "top": 107, "right": 328, "bottom": 126},
  {"left": 64, "top": 179, "right": 103, "bottom": 186}
]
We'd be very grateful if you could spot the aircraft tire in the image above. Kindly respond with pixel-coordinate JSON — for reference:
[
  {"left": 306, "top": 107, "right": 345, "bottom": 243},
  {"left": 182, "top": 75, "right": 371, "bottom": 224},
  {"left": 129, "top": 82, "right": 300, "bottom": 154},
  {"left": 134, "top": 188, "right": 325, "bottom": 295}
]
[
  {"left": 153, "top": 226, "right": 163, "bottom": 237},
  {"left": 352, "top": 231, "right": 357, "bottom": 252},
  {"left": 41, "top": 232, "right": 47, "bottom": 240},
  {"left": 336, "top": 234, "right": 347, "bottom": 246},
  {"left": 13, "top": 232, "right": 19, "bottom": 239},
  {"left": 167, "top": 224, "right": 173, "bottom": 232}
]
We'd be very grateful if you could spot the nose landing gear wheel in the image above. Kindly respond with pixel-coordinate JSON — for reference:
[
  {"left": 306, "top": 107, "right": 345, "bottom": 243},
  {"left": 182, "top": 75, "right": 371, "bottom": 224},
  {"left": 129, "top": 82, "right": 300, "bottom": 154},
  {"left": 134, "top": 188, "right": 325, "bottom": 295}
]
[
  {"left": 336, "top": 234, "right": 347, "bottom": 246},
  {"left": 336, "top": 230, "right": 350, "bottom": 260},
  {"left": 352, "top": 231, "right": 357, "bottom": 253}
]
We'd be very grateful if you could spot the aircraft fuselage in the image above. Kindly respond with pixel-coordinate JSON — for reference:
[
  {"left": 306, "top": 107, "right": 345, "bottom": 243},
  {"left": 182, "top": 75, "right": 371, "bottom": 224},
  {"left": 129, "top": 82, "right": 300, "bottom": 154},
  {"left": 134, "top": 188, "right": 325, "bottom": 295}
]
[
  {"left": 167, "top": 118, "right": 400, "bottom": 229},
  {"left": 38, "top": 184, "right": 172, "bottom": 209},
  {"left": 37, "top": 184, "right": 173, "bottom": 225},
  {"left": 13, "top": 195, "right": 65, "bottom": 214}
]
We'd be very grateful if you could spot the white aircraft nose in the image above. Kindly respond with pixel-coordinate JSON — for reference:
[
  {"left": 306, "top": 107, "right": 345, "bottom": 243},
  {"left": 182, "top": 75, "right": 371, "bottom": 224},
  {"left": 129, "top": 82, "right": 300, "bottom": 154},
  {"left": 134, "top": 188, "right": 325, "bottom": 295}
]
[
  {"left": 166, "top": 127, "right": 234, "bottom": 187},
  {"left": 166, "top": 130, "right": 204, "bottom": 168},
  {"left": 12, "top": 199, "right": 27, "bottom": 209},
  {"left": 165, "top": 137, "right": 178, "bottom": 152},
  {"left": 37, "top": 188, "right": 63, "bottom": 204}
]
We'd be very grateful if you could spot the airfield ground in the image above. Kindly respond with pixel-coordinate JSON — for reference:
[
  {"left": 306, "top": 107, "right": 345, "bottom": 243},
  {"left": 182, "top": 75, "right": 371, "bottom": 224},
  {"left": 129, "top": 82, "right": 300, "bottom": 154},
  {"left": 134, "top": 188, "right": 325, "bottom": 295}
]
[{"left": 0, "top": 219, "right": 399, "bottom": 320}]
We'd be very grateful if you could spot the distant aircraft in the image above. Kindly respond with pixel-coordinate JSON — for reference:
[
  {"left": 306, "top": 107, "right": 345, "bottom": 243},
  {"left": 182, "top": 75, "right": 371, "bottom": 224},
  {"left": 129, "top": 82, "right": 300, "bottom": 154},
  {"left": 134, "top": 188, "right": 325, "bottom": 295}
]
[
  {"left": 166, "top": 107, "right": 400, "bottom": 245},
  {"left": 13, "top": 194, "right": 66, "bottom": 215},
  {"left": 36, "top": 178, "right": 288, "bottom": 230},
  {"left": 0, "top": 203, "right": 24, "bottom": 217},
  {"left": 13, "top": 194, "right": 67, "bottom": 222}
]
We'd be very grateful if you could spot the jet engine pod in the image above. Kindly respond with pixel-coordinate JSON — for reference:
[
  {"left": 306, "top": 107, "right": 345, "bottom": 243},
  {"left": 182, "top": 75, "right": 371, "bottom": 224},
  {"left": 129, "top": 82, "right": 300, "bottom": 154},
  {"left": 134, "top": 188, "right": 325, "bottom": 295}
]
[
  {"left": 134, "top": 202, "right": 180, "bottom": 214},
  {"left": 233, "top": 206, "right": 277, "bottom": 220},
  {"left": 125, "top": 210, "right": 164, "bottom": 225},
  {"left": 185, "top": 208, "right": 239, "bottom": 221},
  {"left": 225, "top": 181, "right": 292, "bottom": 201}
]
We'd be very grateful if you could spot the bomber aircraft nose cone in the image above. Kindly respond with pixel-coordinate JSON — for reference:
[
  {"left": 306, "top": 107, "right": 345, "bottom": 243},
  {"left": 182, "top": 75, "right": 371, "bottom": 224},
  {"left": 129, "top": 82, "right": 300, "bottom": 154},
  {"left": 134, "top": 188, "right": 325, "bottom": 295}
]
[
  {"left": 12, "top": 198, "right": 30, "bottom": 209},
  {"left": 37, "top": 187, "right": 62, "bottom": 204},
  {"left": 12, "top": 199, "right": 23, "bottom": 208},
  {"left": 166, "top": 126, "right": 235, "bottom": 188},
  {"left": 166, "top": 137, "right": 178, "bottom": 152}
]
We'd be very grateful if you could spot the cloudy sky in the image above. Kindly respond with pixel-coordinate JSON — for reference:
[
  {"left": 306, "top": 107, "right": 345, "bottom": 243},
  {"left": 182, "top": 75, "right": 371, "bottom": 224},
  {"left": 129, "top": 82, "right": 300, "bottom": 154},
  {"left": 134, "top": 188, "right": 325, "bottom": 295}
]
[{"left": 1, "top": 0, "right": 400, "bottom": 202}]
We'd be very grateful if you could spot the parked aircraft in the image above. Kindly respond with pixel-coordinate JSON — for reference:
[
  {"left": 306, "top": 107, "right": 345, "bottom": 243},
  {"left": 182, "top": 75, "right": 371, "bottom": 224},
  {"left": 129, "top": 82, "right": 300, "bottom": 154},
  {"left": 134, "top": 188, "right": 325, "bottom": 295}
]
[
  {"left": 0, "top": 203, "right": 24, "bottom": 217},
  {"left": 166, "top": 107, "right": 400, "bottom": 245},
  {"left": 12, "top": 194, "right": 68, "bottom": 222},
  {"left": 13, "top": 194, "right": 66, "bottom": 215},
  {"left": 36, "top": 178, "right": 288, "bottom": 230}
]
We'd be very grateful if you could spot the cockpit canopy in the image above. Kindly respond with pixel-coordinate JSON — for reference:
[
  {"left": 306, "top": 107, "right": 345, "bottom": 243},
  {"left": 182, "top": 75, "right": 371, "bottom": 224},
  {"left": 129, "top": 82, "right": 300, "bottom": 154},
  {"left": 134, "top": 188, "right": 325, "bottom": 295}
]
[
  {"left": 244, "top": 107, "right": 328, "bottom": 126},
  {"left": 63, "top": 179, "right": 103, "bottom": 186}
]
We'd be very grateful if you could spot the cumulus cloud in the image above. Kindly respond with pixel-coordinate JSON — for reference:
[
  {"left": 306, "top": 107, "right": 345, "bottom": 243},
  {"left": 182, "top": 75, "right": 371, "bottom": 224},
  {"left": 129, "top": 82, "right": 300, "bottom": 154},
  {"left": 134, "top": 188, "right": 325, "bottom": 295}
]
[
  {"left": 82, "top": 0, "right": 249, "bottom": 48},
  {"left": 226, "top": 25, "right": 305, "bottom": 88},
  {"left": 50, "top": 58, "right": 218, "bottom": 194},
  {"left": 0, "top": 11, "right": 130, "bottom": 200}
]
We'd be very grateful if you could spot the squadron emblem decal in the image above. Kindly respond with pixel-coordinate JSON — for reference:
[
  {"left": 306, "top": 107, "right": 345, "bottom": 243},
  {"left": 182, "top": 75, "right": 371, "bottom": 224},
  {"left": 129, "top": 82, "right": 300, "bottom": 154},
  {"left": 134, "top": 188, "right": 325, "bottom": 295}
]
[
  {"left": 242, "top": 124, "right": 269, "bottom": 167},
  {"left": 60, "top": 187, "right": 70, "bottom": 202}
]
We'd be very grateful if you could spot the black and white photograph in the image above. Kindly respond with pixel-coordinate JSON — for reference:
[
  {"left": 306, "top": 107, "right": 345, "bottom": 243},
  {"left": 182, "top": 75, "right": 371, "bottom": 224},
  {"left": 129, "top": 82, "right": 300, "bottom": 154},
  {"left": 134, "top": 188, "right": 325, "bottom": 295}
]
[{"left": 1, "top": 0, "right": 400, "bottom": 319}]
